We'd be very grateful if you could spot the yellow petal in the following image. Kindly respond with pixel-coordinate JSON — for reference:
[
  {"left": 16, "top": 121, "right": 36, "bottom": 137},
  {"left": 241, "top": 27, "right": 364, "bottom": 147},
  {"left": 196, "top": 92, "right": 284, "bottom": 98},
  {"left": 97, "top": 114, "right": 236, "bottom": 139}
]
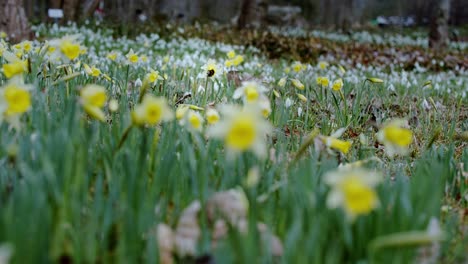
[{"left": 83, "top": 104, "right": 105, "bottom": 122}]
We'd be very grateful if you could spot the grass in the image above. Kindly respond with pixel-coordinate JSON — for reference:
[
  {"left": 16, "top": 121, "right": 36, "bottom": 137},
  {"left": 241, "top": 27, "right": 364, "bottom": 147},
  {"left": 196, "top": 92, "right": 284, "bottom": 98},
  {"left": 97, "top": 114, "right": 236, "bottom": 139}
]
[{"left": 0, "top": 23, "right": 467, "bottom": 263}]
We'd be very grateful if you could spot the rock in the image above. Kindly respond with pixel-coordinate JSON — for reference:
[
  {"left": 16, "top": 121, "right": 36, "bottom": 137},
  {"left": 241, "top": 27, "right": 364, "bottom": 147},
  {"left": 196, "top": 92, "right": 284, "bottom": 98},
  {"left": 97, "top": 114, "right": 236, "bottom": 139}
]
[
  {"left": 157, "top": 224, "right": 175, "bottom": 264},
  {"left": 206, "top": 189, "right": 248, "bottom": 224},
  {"left": 175, "top": 201, "right": 201, "bottom": 257}
]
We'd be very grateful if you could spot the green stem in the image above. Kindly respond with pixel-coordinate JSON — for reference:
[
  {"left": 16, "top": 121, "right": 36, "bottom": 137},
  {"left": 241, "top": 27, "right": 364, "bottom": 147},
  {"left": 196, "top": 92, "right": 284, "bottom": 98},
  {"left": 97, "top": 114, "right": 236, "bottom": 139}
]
[
  {"left": 369, "top": 231, "right": 445, "bottom": 257},
  {"left": 339, "top": 90, "right": 348, "bottom": 125},
  {"left": 124, "top": 65, "right": 130, "bottom": 93},
  {"left": 202, "top": 77, "right": 209, "bottom": 106},
  {"left": 114, "top": 125, "right": 134, "bottom": 155},
  {"left": 289, "top": 128, "right": 320, "bottom": 167}
]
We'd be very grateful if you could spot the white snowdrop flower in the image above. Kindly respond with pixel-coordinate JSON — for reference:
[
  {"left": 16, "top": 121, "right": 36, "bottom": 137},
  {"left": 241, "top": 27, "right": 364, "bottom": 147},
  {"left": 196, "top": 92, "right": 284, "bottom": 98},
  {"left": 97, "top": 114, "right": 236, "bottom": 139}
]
[
  {"left": 422, "top": 99, "right": 431, "bottom": 111},
  {"left": 285, "top": 98, "right": 293, "bottom": 108},
  {"left": 197, "top": 85, "right": 205, "bottom": 93},
  {"left": 135, "top": 78, "right": 142, "bottom": 88}
]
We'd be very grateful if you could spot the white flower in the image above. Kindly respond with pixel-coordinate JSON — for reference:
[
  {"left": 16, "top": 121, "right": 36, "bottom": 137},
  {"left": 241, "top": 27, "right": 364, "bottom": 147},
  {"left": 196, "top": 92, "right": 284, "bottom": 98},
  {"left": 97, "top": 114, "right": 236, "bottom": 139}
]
[
  {"left": 285, "top": 98, "right": 293, "bottom": 108},
  {"left": 201, "top": 59, "right": 223, "bottom": 79},
  {"left": 183, "top": 110, "right": 204, "bottom": 132},
  {"left": 325, "top": 168, "right": 382, "bottom": 221},
  {"left": 0, "top": 243, "right": 13, "bottom": 264},
  {"left": 135, "top": 78, "right": 143, "bottom": 88},
  {"left": 232, "top": 81, "right": 268, "bottom": 104},
  {"left": 207, "top": 104, "right": 272, "bottom": 159},
  {"left": 206, "top": 108, "right": 220, "bottom": 125},
  {"left": 376, "top": 119, "right": 413, "bottom": 157}
]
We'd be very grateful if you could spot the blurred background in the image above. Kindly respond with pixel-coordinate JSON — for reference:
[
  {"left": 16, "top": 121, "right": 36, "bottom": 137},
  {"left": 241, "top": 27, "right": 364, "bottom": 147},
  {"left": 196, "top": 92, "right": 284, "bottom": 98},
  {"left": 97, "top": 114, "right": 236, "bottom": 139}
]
[
  {"left": 18, "top": 0, "right": 468, "bottom": 28},
  {"left": 1, "top": 0, "right": 466, "bottom": 45}
]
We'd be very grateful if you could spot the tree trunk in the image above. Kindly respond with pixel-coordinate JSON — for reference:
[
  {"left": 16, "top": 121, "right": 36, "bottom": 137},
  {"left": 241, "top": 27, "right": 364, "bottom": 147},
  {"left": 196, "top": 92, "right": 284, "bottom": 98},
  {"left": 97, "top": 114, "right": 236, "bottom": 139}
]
[
  {"left": 0, "top": 0, "right": 31, "bottom": 42},
  {"left": 336, "top": 0, "right": 353, "bottom": 32},
  {"left": 238, "top": 0, "right": 253, "bottom": 29},
  {"left": 63, "top": 0, "right": 81, "bottom": 21},
  {"left": 49, "top": 0, "right": 61, "bottom": 9},
  {"left": 429, "top": 0, "right": 450, "bottom": 49},
  {"left": 237, "top": 0, "right": 268, "bottom": 29}
]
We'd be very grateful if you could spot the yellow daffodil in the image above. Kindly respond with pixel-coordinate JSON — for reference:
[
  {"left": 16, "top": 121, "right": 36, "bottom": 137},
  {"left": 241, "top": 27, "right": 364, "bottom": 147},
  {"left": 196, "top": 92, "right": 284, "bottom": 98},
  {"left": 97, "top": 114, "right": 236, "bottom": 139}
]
[
  {"left": 60, "top": 40, "right": 80, "bottom": 60},
  {"left": 201, "top": 59, "right": 222, "bottom": 79},
  {"left": 316, "top": 76, "right": 329, "bottom": 87},
  {"left": 17, "top": 41, "right": 32, "bottom": 53},
  {"left": 332, "top": 79, "right": 344, "bottom": 91},
  {"left": 80, "top": 84, "right": 107, "bottom": 122},
  {"left": 259, "top": 97, "right": 271, "bottom": 118},
  {"left": 367, "top": 77, "right": 384, "bottom": 84},
  {"left": 2, "top": 60, "right": 28, "bottom": 79},
  {"left": 107, "top": 51, "right": 118, "bottom": 61},
  {"left": 12, "top": 44, "right": 21, "bottom": 51},
  {"left": 126, "top": 49, "right": 139, "bottom": 64},
  {"left": 233, "top": 81, "right": 268, "bottom": 103},
  {"left": 132, "top": 94, "right": 173, "bottom": 126},
  {"left": 0, "top": 80, "right": 31, "bottom": 117},
  {"left": 422, "top": 80, "right": 432, "bottom": 88},
  {"left": 272, "top": 89, "right": 281, "bottom": 98},
  {"left": 292, "top": 61, "right": 304, "bottom": 73},
  {"left": 277, "top": 77, "right": 287, "bottom": 87},
  {"left": 48, "top": 35, "right": 82, "bottom": 62},
  {"left": 188, "top": 105, "right": 204, "bottom": 111},
  {"left": 291, "top": 79, "right": 304, "bottom": 90},
  {"left": 323, "top": 137, "right": 352, "bottom": 154},
  {"left": 297, "top": 93, "right": 307, "bottom": 102},
  {"left": 79, "top": 46, "right": 87, "bottom": 55},
  {"left": 232, "top": 55, "right": 244, "bottom": 66},
  {"left": 102, "top": 74, "right": 112, "bottom": 82},
  {"left": 377, "top": 119, "right": 413, "bottom": 157},
  {"left": 227, "top": 50, "right": 236, "bottom": 59},
  {"left": 319, "top": 61, "right": 328, "bottom": 70},
  {"left": 320, "top": 127, "right": 352, "bottom": 154},
  {"left": 83, "top": 64, "right": 101, "bottom": 77},
  {"left": 2, "top": 51, "right": 28, "bottom": 79},
  {"left": 146, "top": 69, "right": 163, "bottom": 83},
  {"left": 15, "top": 51, "right": 23, "bottom": 59},
  {"left": 325, "top": 168, "right": 381, "bottom": 221},
  {"left": 47, "top": 46, "right": 56, "bottom": 54},
  {"left": 206, "top": 108, "right": 220, "bottom": 125},
  {"left": 176, "top": 105, "right": 189, "bottom": 121},
  {"left": 338, "top": 65, "right": 346, "bottom": 74},
  {"left": 184, "top": 110, "right": 204, "bottom": 131},
  {"left": 0, "top": 32, "right": 6, "bottom": 39},
  {"left": 207, "top": 105, "right": 272, "bottom": 158}
]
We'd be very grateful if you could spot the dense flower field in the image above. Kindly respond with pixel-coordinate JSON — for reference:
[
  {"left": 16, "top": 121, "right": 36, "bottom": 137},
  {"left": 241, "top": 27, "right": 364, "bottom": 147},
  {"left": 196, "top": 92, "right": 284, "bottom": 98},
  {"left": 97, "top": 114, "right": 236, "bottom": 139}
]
[{"left": 0, "top": 23, "right": 467, "bottom": 263}]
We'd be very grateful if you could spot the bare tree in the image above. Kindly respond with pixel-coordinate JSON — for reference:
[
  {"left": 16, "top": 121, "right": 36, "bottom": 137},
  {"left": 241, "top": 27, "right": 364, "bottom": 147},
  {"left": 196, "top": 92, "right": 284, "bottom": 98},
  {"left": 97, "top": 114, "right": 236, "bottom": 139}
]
[
  {"left": 429, "top": 0, "right": 450, "bottom": 49},
  {"left": 63, "top": 0, "right": 81, "bottom": 21},
  {"left": 237, "top": 0, "right": 268, "bottom": 29},
  {"left": 336, "top": 0, "right": 353, "bottom": 32},
  {"left": 238, "top": 0, "right": 253, "bottom": 29},
  {"left": 0, "top": 0, "right": 30, "bottom": 42}
]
